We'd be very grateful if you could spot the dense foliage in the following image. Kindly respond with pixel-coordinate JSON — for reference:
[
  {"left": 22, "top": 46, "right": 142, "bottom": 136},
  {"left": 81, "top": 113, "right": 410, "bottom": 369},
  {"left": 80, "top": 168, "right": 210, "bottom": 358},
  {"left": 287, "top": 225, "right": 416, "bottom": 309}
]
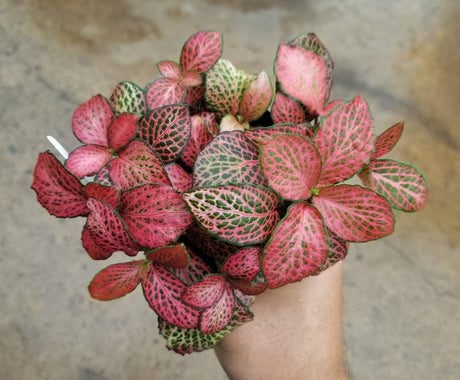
[{"left": 32, "top": 31, "right": 428, "bottom": 354}]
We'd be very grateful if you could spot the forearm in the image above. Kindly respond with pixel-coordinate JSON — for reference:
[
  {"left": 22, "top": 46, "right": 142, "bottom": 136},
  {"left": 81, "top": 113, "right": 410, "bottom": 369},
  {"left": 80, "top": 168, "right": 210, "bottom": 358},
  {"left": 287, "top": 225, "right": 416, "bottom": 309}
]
[{"left": 214, "top": 262, "right": 348, "bottom": 380}]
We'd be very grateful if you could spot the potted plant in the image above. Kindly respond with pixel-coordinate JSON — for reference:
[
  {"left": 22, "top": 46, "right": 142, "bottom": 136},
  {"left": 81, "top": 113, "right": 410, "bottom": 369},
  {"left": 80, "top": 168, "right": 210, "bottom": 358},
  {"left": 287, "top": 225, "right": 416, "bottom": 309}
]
[{"left": 31, "top": 30, "right": 428, "bottom": 354}]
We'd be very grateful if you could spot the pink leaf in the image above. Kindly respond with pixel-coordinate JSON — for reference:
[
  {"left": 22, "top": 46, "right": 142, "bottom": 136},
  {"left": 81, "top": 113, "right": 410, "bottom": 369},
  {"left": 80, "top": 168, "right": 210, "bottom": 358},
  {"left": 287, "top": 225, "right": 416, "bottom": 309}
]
[
  {"left": 138, "top": 104, "right": 191, "bottom": 163},
  {"left": 120, "top": 184, "right": 193, "bottom": 248},
  {"left": 182, "top": 70, "right": 202, "bottom": 86},
  {"left": 180, "top": 30, "right": 223, "bottom": 74},
  {"left": 72, "top": 94, "right": 114, "bottom": 145},
  {"left": 146, "top": 243, "right": 190, "bottom": 269},
  {"left": 271, "top": 93, "right": 306, "bottom": 124},
  {"left": 107, "top": 113, "right": 138, "bottom": 150},
  {"left": 65, "top": 144, "right": 112, "bottom": 178},
  {"left": 183, "top": 184, "right": 280, "bottom": 246},
  {"left": 165, "top": 162, "right": 192, "bottom": 193},
  {"left": 110, "top": 81, "right": 146, "bottom": 115},
  {"left": 145, "top": 78, "right": 185, "bottom": 110},
  {"left": 369, "top": 159, "right": 428, "bottom": 212},
  {"left": 239, "top": 71, "right": 273, "bottom": 122},
  {"left": 86, "top": 198, "right": 139, "bottom": 255},
  {"left": 182, "top": 274, "right": 227, "bottom": 308},
  {"left": 83, "top": 182, "right": 120, "bottom": 210},
  {"left": 312, "top": 185, "right": 395, "bottom": 242},
  {"left": 193, "top": 131, "right": 265, "bottom": 187},
  {"left": 157, "top": 60, "right": 182, "bottom": 81},
  {"left": 199, "top": 281, "right": 235, "bottom": 334},
  {"left": 81, "top": 226, "right": 115, "bottom": 260},
  {"left": 262, "top": 203, "right": 328, "bottom": 288},
  {"left": 181, "top": 112, "right": 216, "bottom": 168},
  {"left": 275, "top": 44, "right": 328, "bottom": 116},
  {"left": 315, "top": 95, "right": 374, "bottom": 186},
  {"left": 88, "top": 261, "right": 146, "bottom": 300},
  {"left": 142, "top": 263, "right": 200, "bottom": 328},
  {"left": 220, "top": 247, "right": 262, "bottom": 281},
  {"left": 244, "top": 124, "right": 314, "bottom": 146},
  {"left": 372, "top": 120, "right": 404, "bottom": 159},
  {"left": 288, "top": 33, "right": 334, "bottom": 100},
  {"left": 109, "top": 140, "right": 170, "bottom": 190},
  {"left": 259, "top": 133, "right": 322, "bottom": 200},
  {"left": 31, "top": 152, "right": 88, "bottom": 218}
]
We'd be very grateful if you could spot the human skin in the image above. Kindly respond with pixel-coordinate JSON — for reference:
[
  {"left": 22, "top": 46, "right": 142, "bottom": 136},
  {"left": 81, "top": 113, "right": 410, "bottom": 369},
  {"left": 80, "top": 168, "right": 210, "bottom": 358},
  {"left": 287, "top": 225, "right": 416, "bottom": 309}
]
[{"left": 214, "top": 262, "right": 349, "bottom": 380}]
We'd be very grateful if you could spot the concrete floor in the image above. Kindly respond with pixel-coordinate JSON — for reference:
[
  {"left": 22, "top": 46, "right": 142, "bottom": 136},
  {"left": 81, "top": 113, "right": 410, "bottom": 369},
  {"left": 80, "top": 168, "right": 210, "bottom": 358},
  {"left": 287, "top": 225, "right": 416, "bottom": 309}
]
[{"left": 1, "top": 0, "right": 459, "bottom": 379}]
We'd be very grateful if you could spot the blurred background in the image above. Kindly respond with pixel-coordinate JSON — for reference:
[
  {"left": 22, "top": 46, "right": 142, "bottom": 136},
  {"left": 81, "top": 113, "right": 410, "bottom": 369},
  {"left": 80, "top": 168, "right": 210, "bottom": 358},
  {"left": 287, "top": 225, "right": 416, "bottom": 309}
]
[{"left": 1, "top": 0, "right": 459, "bottom": 379}]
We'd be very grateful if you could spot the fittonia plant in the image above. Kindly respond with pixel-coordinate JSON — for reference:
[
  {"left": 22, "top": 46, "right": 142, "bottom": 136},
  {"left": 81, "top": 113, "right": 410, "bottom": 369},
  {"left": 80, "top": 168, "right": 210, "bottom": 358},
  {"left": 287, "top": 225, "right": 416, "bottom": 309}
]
[{"left": 31, "top": 30, "right": 428, "bottom": 354}]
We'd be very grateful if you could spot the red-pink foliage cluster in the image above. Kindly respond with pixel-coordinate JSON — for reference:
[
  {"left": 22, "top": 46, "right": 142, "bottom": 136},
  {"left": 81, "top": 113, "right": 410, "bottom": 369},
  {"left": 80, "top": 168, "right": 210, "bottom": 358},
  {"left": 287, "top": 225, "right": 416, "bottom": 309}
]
[{"left": 31, "top": 31, "right": 428, "bottom": 354}]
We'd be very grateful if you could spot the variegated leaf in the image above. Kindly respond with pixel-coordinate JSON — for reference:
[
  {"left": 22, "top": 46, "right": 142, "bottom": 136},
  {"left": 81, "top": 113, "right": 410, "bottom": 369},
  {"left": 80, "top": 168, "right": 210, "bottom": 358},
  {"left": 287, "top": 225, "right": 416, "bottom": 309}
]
[
  {"left": 204, "top": 59, "right": 254, "bottom": 118},
  {"left": 244, "top": 124, "right": 314, "bottom": 146},
  {"left": 138, "top": 104, "right": 191, "bottom": 163},
  {"left": 372, "top": 120, "right": 404, "bottom": 159},
  {"left": 109, "top": 140, "right": 170, "bottom": 190},
  {"left": 86, "top": 198, "right": 139, "bottom": 254},
  {"left": 110, "top": 81, "right": 146, "bottom": 115},
  {"left": 165, "top": 162, "right": 192, "bottom": 193},
  {"left": 262, "top": 202, "right": 328, "bottom": 288},
  {"left": 182, "top": 274, "right": 227, "bottom": 308},
  {"left": 107, "top": 113, "right": 138, "bottom": 150},
  {"left": 271, "top": 93, "right": 306, "bottom": 124},
  {"left": 259, "top": 133, "right": 322, "bottom": 200},
  {"left": 158, "top": 317, "right": 234, "bottom": 354},
  {"left": 288, "top": 33, "right": 334, "bottom": 100},
  {"left": 182, "top": 70, "right": 202, "bottom": 86},
  {"left": 239, "top": 71, "right": 273, "bottom": 122},
  {"left": 31, "top": 151, "right": 88, "bottom": 217},
  {"left": 120, "top": 184, "right": 193, "bottom": 248},
  {"left": 312, "top": 184, "right": 395, "bottom": 242},
  {"left": 315, "top": 95, "right": 374, "bottom": 187},
  {"left": 181, "top": 112, "right": 216, "bottom": 168},
  {"left": 142, "top": 263, "right": 200, "bottom": 328},
  {"left": 180, "top": 30, "right": 223, "bottom": 74},
  {"left": 65, "top": 144, "right": 112, "bottom": 178},
  {"left": 183, "top": 184, "right": 280, "bottom": 246},
  {"left": 146, "top": 243, "right": 190, "bottom": 269},
  {"left": 275, "top": 44, "right": 328, "bottom": 116},
  {"left": 369, "top": 159, "right": 428, "bottom": 212},
  {"left": 83, "top": 182, "right": 120, "bottom": 210},
  {"left": 72, "top": 94, "right": 114, "bottom": 145},
  {"left": 220, "top": 247, "right": 262, "bottom": 281},
  {"left": 193, "top": 131, "right": 265, "bottom": 187},
  {"left": 199, "top": 281, "right": 235, "bottom": 334},
  {"left": 157, "top": 60, "right": 182, "bottom": 81},
  {"left": 88, "top": 260, "right": 147, "bottom": 300},
  {"left": 145, "top": 78, "right": 185, "bottom": 110},
  {"left": 81, "top": 225, "right": 115, "bottom": 260}
]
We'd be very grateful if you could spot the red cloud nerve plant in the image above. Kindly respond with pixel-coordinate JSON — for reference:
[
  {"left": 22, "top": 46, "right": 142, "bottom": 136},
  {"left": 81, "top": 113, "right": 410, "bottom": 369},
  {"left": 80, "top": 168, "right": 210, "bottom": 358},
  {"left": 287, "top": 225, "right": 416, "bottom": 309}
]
[{"left": 31, "top": 30, "right": 428, "bottom": 354}]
